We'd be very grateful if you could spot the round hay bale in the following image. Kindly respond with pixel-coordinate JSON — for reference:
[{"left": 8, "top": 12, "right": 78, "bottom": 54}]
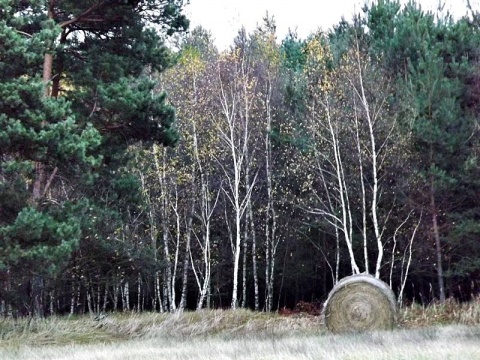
[{"left": 323, "top": 274, "right": 397, "bottom": 333}]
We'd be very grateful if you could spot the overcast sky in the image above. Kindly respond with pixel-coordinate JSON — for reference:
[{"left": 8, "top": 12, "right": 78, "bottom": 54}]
[{"left": 184, "top": 0, "right": 474, "bottom": 50}]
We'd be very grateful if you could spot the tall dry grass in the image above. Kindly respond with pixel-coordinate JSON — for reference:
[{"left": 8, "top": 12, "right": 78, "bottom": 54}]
[
  {"left": 1, "top": 324, "right": 479, "bottom": 360},
  {"left": 400, "top": 297, "right": 480, "bottom": 327},
  {"left": 0, "top": 309, "right": 323, "bottom": 348},
  {"left": 0, "top": 299, "right": 479, "bottom": 359}
]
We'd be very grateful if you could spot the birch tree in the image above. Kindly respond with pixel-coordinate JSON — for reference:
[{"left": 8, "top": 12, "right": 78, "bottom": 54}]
[
  {"left": 213, "top": 48, "right": 259, "bottom": 309},
  {"left": 249, "top": 18, "right": 283, "bottom": 311},
  {"left": 303, "top": 33, "right": 411, "bottom": 280},
  {"left": 158, "top": 30, "right": 222, "bottom": 309}
]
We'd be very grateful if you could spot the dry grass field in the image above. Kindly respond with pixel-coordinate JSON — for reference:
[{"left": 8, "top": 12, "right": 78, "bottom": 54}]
[{"left": 1, "top": 299, "right": 479, "bottom": 360}]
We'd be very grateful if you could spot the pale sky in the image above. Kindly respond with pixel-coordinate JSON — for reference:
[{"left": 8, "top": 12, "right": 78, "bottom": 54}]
[{"left": 185, "top": 0, "right": 474, "bottom": 50}]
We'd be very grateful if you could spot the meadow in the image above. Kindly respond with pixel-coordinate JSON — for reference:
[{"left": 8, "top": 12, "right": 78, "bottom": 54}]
[{"left": 1, "top": 299, "right": 479, "bottom": 360}]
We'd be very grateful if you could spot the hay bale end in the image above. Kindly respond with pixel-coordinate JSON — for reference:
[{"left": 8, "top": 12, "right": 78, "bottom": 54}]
[{"left": 323, "top": 274, "right": 397, "bottom": 333}]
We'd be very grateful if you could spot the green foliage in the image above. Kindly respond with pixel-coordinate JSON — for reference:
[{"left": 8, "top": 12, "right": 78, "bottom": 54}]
[
  {"left": 179, "top": 26, "right": 218, "bottom": 60},
  {"left": 364, "top": 1, "right": 480, "bottom": 292},
  {"left": 0, "top": 208, "right": 80, "bottom": 272},
  {"left": 281, "top": 30, "right": 307, "bottom": 72},
  {"left": 0, "top": 0, "right": 188, "bottom": 316},
  {"left": 2, "top": 0, "right": 480, "bottom": 316},
  {"left": 279, "top": 31, "right": 308, "bottom": 138}
]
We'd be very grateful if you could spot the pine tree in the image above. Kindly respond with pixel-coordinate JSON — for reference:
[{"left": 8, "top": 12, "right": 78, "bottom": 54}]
[
  {"left": 365, "top": 0, "right": 480, "bottom": 301},
  {"left": 0, "top": 0, "right": 188, "bottom": 316}
]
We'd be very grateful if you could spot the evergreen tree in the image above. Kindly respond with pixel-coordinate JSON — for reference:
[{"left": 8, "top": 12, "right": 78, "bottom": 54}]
[
  {"left": 365, "top": 0, "right": 480, "bottom": 301},
  {"left": 0, "top": 0, "right": 188, "bottom": 316}
]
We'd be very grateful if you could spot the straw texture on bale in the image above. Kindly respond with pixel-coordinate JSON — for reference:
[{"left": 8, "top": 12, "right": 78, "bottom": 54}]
[{"left": 323, "top": 274, "right": 397, "bottom": 333}]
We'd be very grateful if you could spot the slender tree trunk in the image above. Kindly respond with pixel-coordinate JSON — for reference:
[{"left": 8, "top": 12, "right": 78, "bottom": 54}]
[
  {"left": 42, "top": 52, "right": 53, "bottom": 98},
  {"left": 215, "top": 55, "right": 256, "bottom": 310},
  {"left": 316, "top": 148, "right": 341, "bottom": 284},
  {"left": 34, "top": 2, "right": 55, "bottom": 202},
  {"left": 123, "top": 281, "right": 130, "bottom": 311},
  {"left": 267, "top": 250, "right": 276, "bottom": 312},
  {"left": 197, "top": 223, "right": 212, "bottom": 310},
  {"left": 431, "top": 178, "right": 446, "bottom": 302},
  {"left": 155, "top": 271, "right": 163, "bottom": 312},
  {"left": 264, "top": 77, "right": 276, "bottom": 312},
  {"left": 137, "top": 273, "right": 142, "bottom": 311},
  {"left": 218, "top": 81, "right": 242, "bottom": 310},
  {"left": 171, "top": 186, "right": 182, "bottom": 311},
  {"left": 231, "top": 204, "right": 242, "bottom": 309},
  {"left": 353, "top": 99, "right": 369, "bottom": 273},
  {"left": 113, "top": 280, "right": 119, "bottom": 311},
  {"left": 241, "top": 215, "right": 248, "bottom": 308},
  {"left": 364, "top": 88, "right": 382, "bottom": 279},
  {"left": 191, "top": 106, "right": 216, "bottom": 310},
  {"left": 162, "top": 227, "right": 174, "bottom": 311},
  {"left": 248, "top": 202, "right": 259, "bottom": 310},
  {"left": 241, "top": 163, "right": 255, "bottom": 309},
  {"left": 30, "top": 4, "right": 61, "bottom": 318},
  {"left": 265, "top": 222, "right": 270, "bottom": 311},
  {"left": 326, "top": 101, "right": 360, "bottom": 274},
  {"left": 353, "top": 42, "right": 383, "bottom": 278},
  {"left": 398, "top": 212, "right": 421, "bottom": 305},
  {"left": 96, "top": 283, "right": 101, "bottom": 314},
  {"left": 103, "top": 286, "right": 108, "bottom": 312},
  {"left": 70, "top": 276, "right": 76, "bottom": 315},
  {"left": 335, "top": 226, "right": 340, "bottom": 284},
  {"left": 87, "top": 291, "right": 93, "bottom": 316},
  {"left": 179, "top": 203, "right": 194, "bottom": 311},
  {"left": 154, "top": 146, "right": 175, "bottom": 312}
]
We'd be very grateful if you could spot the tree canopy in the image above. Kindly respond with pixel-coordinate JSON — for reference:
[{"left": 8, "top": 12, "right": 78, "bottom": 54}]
[
  {"left": 0, "top": 0, "right": 188, "bottom": 316},
  {"left": 1, "top": 0, "right": 480, "bottom": 317}
]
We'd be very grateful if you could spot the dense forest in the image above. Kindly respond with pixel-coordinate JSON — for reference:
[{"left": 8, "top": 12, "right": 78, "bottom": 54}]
[{"left": 1, "top": 0, "right": 480, "bottom": 317}]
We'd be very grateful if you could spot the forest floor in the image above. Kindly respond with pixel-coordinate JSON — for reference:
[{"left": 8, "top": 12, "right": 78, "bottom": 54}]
[{"left": 0, "top": 299, "right": 479, "bottom": 359}]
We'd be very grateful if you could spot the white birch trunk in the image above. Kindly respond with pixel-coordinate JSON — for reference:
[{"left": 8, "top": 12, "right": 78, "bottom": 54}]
[
  {"left": 123, "top": 281, "right": 130, "bottom": 311},
  {"left": 353, "top": 99, "right": 369, "bottom": 273},
  {"left": 192, "top": 119, "right": 219, "bottom": 310},
  {"left": 325, "top": 101, "right": 360, "bottom": 274},
  {"left": 248, "top": 202, "right": 259, "bottom": 310},
  {"left": 155, "top": 271, "right": 163, "bottom": 313},
  {"left": 215, "top": 56, "right": 257, "bottom": 310},
  {"left": 179, "top": 210, "right": 193, "bottom": 311},
  {"left": 353, "top": 43, "right": 382, "bottom": 278},
  {"left": 398, "top": 212, "right": 422, "bottom": 305},
  {"left": 154, "top": 146, "right": 176, "bottom": 312},
  {"left": 170, "top": 185, "right": 182, "bottom": 310},
  {"left": 264, "top": 75, "right": 277, "bottom": 312},
  {"left": 241, "top": 217, "right": 248, "bottom": 308}
]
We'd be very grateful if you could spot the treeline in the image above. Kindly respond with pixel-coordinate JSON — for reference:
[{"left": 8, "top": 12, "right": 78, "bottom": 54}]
[{"left": 1, "top": 0, "right": 480, "bottom": 317}]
